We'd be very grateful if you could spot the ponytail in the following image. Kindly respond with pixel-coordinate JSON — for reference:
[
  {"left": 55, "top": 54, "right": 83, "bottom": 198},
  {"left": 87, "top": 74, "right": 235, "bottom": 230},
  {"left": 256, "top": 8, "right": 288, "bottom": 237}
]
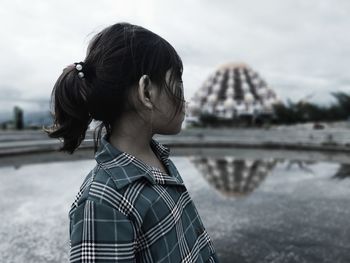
[{"left": 44, "top": 64, "right": 93, "bottom": 154}]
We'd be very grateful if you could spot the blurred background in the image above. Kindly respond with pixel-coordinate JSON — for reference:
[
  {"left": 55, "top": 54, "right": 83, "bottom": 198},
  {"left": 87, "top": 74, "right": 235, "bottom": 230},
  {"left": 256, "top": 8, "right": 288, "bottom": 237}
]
[{"left": 1, "top": 0, "right": 350, "bottom": 262}]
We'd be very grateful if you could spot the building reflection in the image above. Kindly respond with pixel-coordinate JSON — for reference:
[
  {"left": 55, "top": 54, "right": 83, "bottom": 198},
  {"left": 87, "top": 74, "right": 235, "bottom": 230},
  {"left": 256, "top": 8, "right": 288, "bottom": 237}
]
[
  {"left": 332, "top": 164, "right": 350, "bottom": 180},
  {"left": 285, "top": 160, "right": 316, "bottom": 174},
  {"left": 189, "top": 156, "right": 277, "bottom": 197}
]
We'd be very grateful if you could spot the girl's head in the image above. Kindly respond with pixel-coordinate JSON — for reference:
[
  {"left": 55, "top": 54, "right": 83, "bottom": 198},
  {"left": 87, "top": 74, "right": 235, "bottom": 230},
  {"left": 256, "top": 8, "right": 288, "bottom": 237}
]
[{"left": 45, "top": 22, "right": 186, "bottom": 154}]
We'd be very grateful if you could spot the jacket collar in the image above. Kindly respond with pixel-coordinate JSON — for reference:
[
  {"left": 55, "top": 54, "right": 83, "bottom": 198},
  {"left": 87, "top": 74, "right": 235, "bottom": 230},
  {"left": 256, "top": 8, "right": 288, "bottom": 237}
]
[{"left": 94, "top": 134, "right": 184, "bottom": 189}]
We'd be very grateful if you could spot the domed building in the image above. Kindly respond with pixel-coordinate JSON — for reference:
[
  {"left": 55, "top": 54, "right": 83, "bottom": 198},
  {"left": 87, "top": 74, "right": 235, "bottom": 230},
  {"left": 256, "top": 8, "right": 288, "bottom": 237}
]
[{"left": 187, "top": 63, "right": 281, "bottom": 126}]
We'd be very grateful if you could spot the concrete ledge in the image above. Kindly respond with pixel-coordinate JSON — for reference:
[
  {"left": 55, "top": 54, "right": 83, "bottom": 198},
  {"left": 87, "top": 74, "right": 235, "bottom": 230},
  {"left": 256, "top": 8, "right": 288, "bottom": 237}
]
[
  {"left": 2, "top": 127, "right": 350, "bottom": 158},
  {"left": 2, "top": 137, "right": 350, "bottom": 158}
]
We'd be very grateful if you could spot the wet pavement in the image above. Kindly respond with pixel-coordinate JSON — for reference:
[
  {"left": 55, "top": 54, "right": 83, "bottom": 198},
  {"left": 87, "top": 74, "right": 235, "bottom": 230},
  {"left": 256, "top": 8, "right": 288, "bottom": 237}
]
[{"left": 1, "top": 151, "right": 350, "bottom": 263}]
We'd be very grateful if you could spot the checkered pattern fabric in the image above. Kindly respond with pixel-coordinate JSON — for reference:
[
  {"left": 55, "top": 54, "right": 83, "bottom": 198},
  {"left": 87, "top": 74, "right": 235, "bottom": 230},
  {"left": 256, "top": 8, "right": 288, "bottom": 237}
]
[{"left": 68, "top": 134, "right": 220, "bottom": 262}]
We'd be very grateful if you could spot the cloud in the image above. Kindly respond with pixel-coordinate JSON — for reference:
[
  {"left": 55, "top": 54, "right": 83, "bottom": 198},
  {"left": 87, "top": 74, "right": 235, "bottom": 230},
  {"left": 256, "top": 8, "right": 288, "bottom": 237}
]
[{"left": 0, "top": 0, "right": 349, "bottom": 114}]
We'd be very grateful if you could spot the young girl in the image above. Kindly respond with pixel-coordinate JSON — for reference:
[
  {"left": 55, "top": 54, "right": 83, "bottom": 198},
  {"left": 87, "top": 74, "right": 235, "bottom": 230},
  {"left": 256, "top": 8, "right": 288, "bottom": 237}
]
[{"left": 46, "top": 22, "right": 219, "bottom": 262}]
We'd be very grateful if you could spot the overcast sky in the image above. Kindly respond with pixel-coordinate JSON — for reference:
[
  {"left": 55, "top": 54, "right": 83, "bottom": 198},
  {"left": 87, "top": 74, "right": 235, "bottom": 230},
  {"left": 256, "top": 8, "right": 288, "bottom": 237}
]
[{"left": 1, "top": 0, "right": 349, "bottom": 114}]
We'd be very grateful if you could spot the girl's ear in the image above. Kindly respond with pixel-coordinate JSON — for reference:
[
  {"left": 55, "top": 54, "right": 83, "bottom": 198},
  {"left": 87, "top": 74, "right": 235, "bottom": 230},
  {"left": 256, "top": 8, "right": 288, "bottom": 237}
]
[{"left": 138, "top": 75, "right": 153, "bottom": 110}]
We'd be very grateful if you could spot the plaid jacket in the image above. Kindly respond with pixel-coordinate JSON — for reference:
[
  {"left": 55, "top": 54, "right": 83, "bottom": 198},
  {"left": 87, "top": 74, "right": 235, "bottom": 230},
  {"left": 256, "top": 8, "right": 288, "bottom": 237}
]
[{"left": 68, "top": 134, "right": 220, "bottom": 262}]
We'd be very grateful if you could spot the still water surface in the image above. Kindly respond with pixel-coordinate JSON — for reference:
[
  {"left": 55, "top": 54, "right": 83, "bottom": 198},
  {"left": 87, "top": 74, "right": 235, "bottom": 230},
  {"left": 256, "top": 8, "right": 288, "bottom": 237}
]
[{"left": 0, "top": 152, "right": 349, "bottom": 263}]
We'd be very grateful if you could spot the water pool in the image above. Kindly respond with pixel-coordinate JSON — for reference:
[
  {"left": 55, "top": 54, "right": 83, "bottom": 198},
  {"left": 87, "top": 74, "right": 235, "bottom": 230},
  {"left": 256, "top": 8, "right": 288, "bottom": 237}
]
[{"left": 1, "top": 149, "right": 350, "bottom": 263}]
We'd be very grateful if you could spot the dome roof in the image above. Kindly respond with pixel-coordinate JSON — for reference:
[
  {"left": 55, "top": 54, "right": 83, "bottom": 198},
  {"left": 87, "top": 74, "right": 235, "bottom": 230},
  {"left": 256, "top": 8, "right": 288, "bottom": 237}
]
[{"left": 189, "top": 63, "right": 280, "bottom": 118}]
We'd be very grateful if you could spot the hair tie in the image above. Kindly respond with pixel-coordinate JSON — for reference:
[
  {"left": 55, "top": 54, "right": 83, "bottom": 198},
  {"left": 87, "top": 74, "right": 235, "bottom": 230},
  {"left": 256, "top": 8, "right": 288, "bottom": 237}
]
[{"left": 74, "top": 62, "right": 85, "bottom": 79}]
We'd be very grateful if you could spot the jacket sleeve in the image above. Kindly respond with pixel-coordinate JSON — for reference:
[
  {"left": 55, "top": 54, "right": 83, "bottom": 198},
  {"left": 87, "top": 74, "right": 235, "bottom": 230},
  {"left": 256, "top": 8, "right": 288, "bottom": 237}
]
[{"left": 69, "top": 199, "right": 136, "bottom": 262}]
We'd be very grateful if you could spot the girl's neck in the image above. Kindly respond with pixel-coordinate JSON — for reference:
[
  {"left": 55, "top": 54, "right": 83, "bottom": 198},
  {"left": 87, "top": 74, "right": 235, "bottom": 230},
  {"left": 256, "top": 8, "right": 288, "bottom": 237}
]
[{"left": 108, "top": 112, "right": 159, "bottom": 166}]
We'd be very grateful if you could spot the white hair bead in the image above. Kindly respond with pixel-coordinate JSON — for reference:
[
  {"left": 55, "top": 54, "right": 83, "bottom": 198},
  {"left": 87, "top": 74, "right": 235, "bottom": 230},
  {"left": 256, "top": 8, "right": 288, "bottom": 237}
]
[{"left": 75, "top": 64, "right": 83, "bottom": 71}]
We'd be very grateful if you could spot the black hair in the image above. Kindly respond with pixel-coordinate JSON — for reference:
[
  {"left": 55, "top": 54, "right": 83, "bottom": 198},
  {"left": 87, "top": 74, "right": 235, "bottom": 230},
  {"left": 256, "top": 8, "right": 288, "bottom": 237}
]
[{"left": 44, "top": 22, "right": 184, "bottom": 154}]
